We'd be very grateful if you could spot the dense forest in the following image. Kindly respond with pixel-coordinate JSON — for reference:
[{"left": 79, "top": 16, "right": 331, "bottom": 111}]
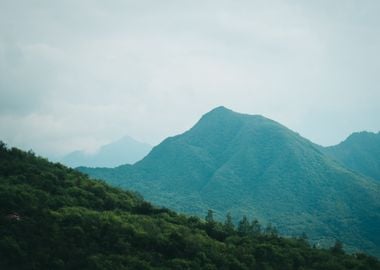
[{"left": 1, "top": 142, "right": 380, "bottom": 269}]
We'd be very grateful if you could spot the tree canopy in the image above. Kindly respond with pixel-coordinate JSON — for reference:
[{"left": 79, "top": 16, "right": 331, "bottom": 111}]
[{"left": 1, "top": 142, "right": 379, "bottom": 269}]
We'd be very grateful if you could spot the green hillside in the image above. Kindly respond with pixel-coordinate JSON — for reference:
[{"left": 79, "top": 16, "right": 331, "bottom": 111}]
[
  {"left": 324, "top": 131, "right": 380, "bottom": 181},
  {"left": 3, "top": 144, "right": 380, "bottom": 269},
  {"left": 79, "top": 107, "right": 380, "bottom": 257}
]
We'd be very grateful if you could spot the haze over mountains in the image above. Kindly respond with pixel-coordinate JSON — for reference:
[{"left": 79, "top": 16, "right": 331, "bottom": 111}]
[
  {"left": 79, "top": 106, "right": 380, "bottom": 256},
  {"left": 61, "top": 135, "right": 151, "bottom": 168}
]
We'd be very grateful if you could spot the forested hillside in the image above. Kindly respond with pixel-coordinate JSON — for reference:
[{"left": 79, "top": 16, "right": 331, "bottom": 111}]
[
  {"left": 1, "top": 143, "right": 380, "bottom": 269},
  {"left": 324, "top": 131, "right": 380, "bottom": 181},
  {"left": 80, "top": 107, "right": 380, "bottom": 257}
]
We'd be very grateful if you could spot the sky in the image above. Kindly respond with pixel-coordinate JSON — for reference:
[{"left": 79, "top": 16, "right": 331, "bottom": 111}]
[{"left": 0, "top": 0, "right": 379, "bottom": 159}]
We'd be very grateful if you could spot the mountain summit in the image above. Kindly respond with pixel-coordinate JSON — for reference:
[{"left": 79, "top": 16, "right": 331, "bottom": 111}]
[
  {"left": 324, "top": 131, "right": 380, "bottom": 181},
  {"left": 80, "top": 107, "right": 380, "bottom": 256}
]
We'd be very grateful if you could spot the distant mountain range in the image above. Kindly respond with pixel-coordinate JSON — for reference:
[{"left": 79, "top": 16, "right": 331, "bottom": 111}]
[
  {"left": 61, "top": 135, "right": 151, "bottom": 168},
  {"left": 79, "top": 106, "right": 380, "bottom": 256}
]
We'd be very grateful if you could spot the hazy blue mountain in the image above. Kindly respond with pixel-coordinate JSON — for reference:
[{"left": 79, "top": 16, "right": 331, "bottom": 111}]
[
  {"left": 61, "top": 135, "right": 151, "bottom": 168},
  {"left": 324, "top": 131, "right": 380, "bottom": 181},
  {"left": 79, "top": 107, "right": 380, "bottom": 256}
]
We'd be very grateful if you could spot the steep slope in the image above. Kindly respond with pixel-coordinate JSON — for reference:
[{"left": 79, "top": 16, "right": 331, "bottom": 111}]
[
  {"left": 324, "top": 131, "right": 380, "bottom": 181},
  {"left": 4, "top": 143, "right": 380, "bottom": 269},
  {"left": 61, "top": 135, "right": 151, "bottom": 168},
  {"left": 80, "top": 107, "right": 380, "bottom": 256}
]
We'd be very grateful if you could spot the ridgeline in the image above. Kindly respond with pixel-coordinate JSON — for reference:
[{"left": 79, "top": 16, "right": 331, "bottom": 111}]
[{"left": 80, "top": 107, "right": 380, "bottom": 256}]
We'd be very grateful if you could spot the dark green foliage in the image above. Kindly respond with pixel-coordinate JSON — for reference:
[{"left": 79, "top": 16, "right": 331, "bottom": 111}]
[
  {"left": 224, "top": 212, "right": 235, "bottom": 234},
  {"left": 1, "top": 144, "right": 380, "bottom": 269},
  {"left": 251, "top": 219, "right": 262, "bottom": 236},
  {"left": 205, "top": 209, "right": 215, "bottom": 224},
  {"left": 79, "top": 107, "right": 380, "bottom": 256},
  {"left": 331, "top": 240, "right": 345, "bottom": 255},
  {"left": 238, "top": 216, "right": 251, "bottom": 236}
]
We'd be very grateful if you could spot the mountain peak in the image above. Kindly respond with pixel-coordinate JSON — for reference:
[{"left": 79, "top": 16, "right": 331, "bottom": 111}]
[
  {"left": 202, "top": 106, "right": 235, "bottom": 118},
  {"left": 337, "top": 131, "right": 380, "bottom": 146},
  {"left": 205, "top": 106, "right": 267, "bottom": 121},
  {"left": 80, "top": 107, "right": 380, "bottom": 257},
  {"left": 324, "top": 130, "right": 380, "bottom": 181},
  {"left": 348, "top": 130, "right": 379, "bottom": 139},
  {"left": 209, "top": 105, "right": 232, "bottom": 113},
  {"left": 196, "top": 107, "right": 277, "bottom": 134}
]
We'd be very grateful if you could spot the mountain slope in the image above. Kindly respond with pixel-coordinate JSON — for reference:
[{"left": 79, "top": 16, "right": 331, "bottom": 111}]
[
  {"left": 324, "top": 131, "right": 380, "bottom": 181},
  {"left": 80, "top": 107, "right": 380, "bottom": 257},
  {"left": 61, "top": 135, "right": 151, "bottom": 168},
  {"left": 4, "top": 143, "right": 380, "bottom": 269}
]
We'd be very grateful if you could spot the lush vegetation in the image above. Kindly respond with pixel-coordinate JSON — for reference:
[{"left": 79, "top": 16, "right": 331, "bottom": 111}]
[
  {"left": 80, "top": 107, "right": 380, "bottom": 257},
  {"left": 1, "top": 143, "right": 380, "bottom": 269},
  {"left": 324, "top": 131, "right": 380, "bottom": 181}
]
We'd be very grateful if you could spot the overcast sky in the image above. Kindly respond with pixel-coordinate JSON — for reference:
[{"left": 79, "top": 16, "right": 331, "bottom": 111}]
[{"left": 1, "top": 0, "right": 379, "bottom": 159}]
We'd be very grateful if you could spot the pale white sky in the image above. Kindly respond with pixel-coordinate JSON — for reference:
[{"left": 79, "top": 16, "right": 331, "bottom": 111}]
[{"left": 0, "top": 0, "right": 379, "bottom": 159}]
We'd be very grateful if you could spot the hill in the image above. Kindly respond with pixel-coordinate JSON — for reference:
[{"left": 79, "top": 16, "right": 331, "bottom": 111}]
[
  {"left": 324, "top": 131, "right": 380, "bottom": 181},
  {"left": 79, "top": 107, "right": 380, "bottom": 257},
  {"left": 3, "top": 143, "right": 380, "bottom": 269},
  {"left": 61, "top": 135, "right": 151, "bottom": 168}
]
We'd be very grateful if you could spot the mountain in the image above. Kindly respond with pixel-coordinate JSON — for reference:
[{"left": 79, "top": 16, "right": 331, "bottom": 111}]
[
  {"left": 61, "top": 135, "right": 151, "bottom": 168},
  {"left": 3, "top": 143, "right": 380, "bottom": 269},
  {"left": 79, "top": 106, "right": 380, "bottom": 256},
  {"left": 324, "top": 131, "right": 380, "bottom": 181}
]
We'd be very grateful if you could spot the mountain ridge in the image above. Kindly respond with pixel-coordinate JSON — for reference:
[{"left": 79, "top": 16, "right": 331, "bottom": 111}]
[
  {"left": 79, "top": 107, "right": 380, "bottom": 256},
  {"left": 324, "top": 131, "right": 380, "bottom": 181}
]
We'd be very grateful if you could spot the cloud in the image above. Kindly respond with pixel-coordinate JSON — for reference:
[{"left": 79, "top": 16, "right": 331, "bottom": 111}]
[{"left": 0, "top": 0, "right": 379, "bottom": 158}]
